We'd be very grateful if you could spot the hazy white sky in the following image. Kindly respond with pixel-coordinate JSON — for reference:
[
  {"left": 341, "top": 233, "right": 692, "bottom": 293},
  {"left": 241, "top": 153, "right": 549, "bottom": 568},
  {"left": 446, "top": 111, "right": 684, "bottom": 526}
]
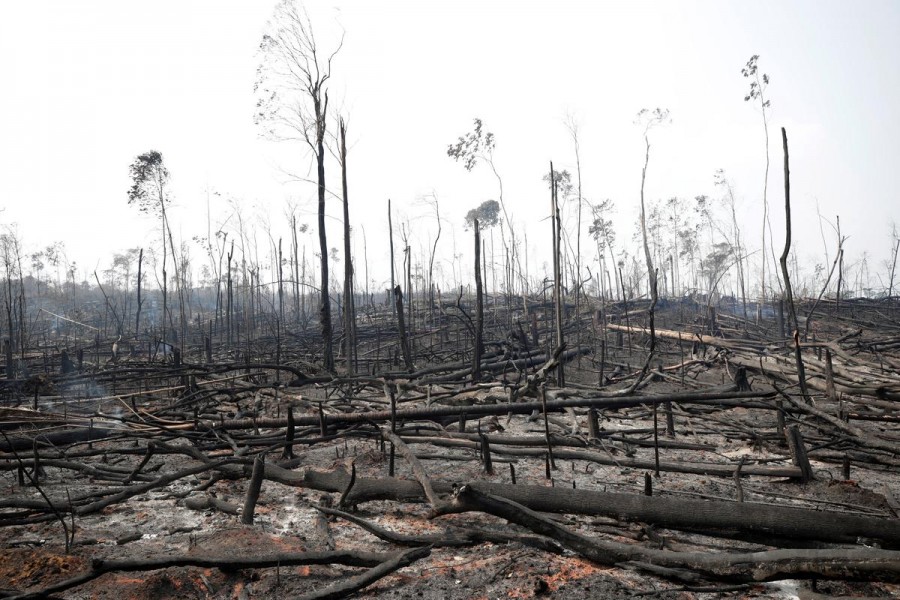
[{"left": 1, "top": 0, "right": 898, "bottom": 292}]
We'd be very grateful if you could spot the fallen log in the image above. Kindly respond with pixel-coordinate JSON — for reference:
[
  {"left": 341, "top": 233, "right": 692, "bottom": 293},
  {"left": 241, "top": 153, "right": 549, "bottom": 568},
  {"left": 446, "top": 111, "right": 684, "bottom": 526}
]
[
  {"left": 393, "top": 435, "right": 802, "bottom": 479},
  {"left": 0, "top": 425, "right": 120, "bottom": 451},
  {"left": 183, "top": 494, "right": 240, "bottom": 515},
  {"left": 6, "top": 550, "right": 411, "bottom": 600},
  {"left": 443, "top": 484, "right": 900, "bottom": 583},
  {"left": 288, "top": 468, "right": 900, "bottom": 547},
  {"left": 208, "top": 385, "right": 768, "bottom": 431},
  {"left": 296, "top": 546, "right": 431, "bottom": 600},
  {"left": 314, "top": 505, "right": 565, "bottom": 554}
]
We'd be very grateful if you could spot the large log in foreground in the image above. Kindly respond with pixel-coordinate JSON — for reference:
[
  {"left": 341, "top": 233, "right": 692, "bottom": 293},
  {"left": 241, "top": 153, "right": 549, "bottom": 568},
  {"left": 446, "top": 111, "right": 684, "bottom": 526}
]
[
  {"left": 7, "top": 549, "right": 418, "bottom": 600},
  {"left": 445, "top": 484, "right": 900, "bottom": 584},
  {"left": 290, "top": 467, "right": 900, "bottom": 548}
]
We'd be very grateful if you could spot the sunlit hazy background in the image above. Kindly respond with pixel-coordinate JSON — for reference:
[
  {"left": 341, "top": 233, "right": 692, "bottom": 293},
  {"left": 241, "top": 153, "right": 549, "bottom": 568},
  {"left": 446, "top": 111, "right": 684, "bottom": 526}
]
[{"left": 1, "top": 0, "right": 898, "bottom": 296}]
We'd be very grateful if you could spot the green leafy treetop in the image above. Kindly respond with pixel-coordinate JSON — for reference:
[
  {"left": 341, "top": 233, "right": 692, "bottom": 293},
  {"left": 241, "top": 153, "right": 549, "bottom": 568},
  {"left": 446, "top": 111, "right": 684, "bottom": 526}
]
[
  {"left": 741, "top": 55, "right": 771, "bottom": 108},
  {"left": 447, "top": 118, "right": 495, "bottom": 171},
  {"left": 464, "top": 199, "right": 500, "bottom": 231},
  {"left": 127, "top": 150, "right": 170, "bottom": 214},
  {"left": 542, "top": 168, "right": 573, "bottom": 199}
]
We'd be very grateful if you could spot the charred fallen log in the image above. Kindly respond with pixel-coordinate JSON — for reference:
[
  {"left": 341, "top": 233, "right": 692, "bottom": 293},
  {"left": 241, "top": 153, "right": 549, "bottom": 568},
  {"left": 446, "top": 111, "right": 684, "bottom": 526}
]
[
  {"left": 7, "top": 549, "right": 426, "bottom": 600},
  {"left": 291, "top": 467, "right": 900, "bottom": 548},
  {"left": 442, "top": 484, "right": 900, "bottom": 584}
]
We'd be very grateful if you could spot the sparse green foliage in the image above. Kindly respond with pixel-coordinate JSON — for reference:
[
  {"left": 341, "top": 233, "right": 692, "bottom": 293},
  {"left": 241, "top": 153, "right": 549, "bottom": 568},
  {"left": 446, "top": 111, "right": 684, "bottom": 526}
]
[
  {"left": 742, "top": 55, "right": 771, "bottom": 108},
  {"left": 634, "top": 108, "right": 671, "bottom": 131},
  {"left": 700, "top": 241, "right": 735, "bottom": 292},
  {"left": 464, "top": 199, "right": 500, "bottom": 230},
  {"left": 694, "top": 194, "right": 713, "bottom": 238},
  {"left": 589, "top": 199, "right": 616, "bottom": 253},
  {"left": 742, "top": 54, "right": 776, "bottom": 298},
  {"left": 254, "top": 0, "right": 343, "bottom": 149},
  {"left": 543, "top": 169, "right": 573, "bottom": 199},
  {"left": 447, "top": 118, "right": 495, "bottom": 171},
  {"left": 127, "top": 150, "right": 170, "bottom": 215}
]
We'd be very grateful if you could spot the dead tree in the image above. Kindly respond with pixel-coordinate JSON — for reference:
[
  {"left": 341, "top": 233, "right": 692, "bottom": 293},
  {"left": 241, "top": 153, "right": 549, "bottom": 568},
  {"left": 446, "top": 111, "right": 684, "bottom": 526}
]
[
  {"left": 127, "top": 151, "right": 171, "bottom": 345},
  {"left": 339, "top": 117, "right": 356, "bottom": 374},
  {"left": 255, "top": 1, "right": 343, "bottom": 372},
  {"left": 134, "top": 248, "right": 143, "bottom": 335},
  {"left": 631, "top": 108, "right": 668, "bottom": 388},
  {"left": 779, "top": 127, "right": 811, "bottom": 401},
  {"left": 549, "top": 164, "right": 565, "bottom": 386},
  {"left": 472, "top": 218, "right": 484, "bottom": 383},
  {"left": 394, "top": 285, "right": 413, "bottom": 372}
]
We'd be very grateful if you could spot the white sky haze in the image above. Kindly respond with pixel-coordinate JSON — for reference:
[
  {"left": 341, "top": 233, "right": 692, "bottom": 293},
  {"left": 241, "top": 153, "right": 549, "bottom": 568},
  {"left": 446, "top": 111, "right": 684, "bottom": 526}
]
[{"left": 1, "top": 0, "right": 898, "bottom": 294}]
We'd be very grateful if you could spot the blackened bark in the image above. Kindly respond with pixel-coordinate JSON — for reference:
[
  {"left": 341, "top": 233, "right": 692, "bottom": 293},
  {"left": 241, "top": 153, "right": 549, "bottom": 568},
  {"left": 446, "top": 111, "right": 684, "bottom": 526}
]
[
  {"left": 394, "top": 286, "right": 413, "bottom": 372},
  {"left": 340, "top": 118, "right": 355, "bottom": 374},
  {"left": 472, "top": 219, "right": 484, "bottom": 383},
  {"left": 779, "top": 127, "right": 810, "bottom": 401},
  {"left": 317, "top": 94, "right": 334, "bottom": 372}
]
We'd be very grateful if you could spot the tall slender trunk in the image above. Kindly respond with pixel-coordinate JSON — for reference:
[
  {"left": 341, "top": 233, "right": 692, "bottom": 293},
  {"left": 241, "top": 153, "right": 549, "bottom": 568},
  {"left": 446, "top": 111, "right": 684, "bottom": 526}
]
[
  {"left": 291, "top": 215, "right": 300, "bottom": 321},
  {"left": 472, "top": 219, "right": 483, "bottom": 383},
  {"left": 226, "top": 242, "right": 234, "bottom": 346},
  {"left": 779, "top": 127, "right": 810, "bottom": 401},
  {"left": 406, "top": 243, "right": 413, "bottom": 363},
  {"left": 160, "top": 222, "right": 168, "bottom": 345},
  {"left": 388, "top": 200, "right": 396, "bottom": 318},
  {"left": 278, "top": 238, "right": 284, "bottom": 323},
  {"left": 340, "top": 118, "right": 355, "bottom": 374},
  {"left": 300, "top": 246, "right": 306, "bottom": 322},
  {"left": 637, "top": 125, "right": 659, "bottom": 386},
  {"left": 760, "top": 80, "right": 771, "bottom": 302},
  {"left": 315, "top": 94, "right": 334, "bottom": 372},
  {"left": 572, "top": 126, "right": 583, "bottom": 314},
  {"left": 550, "top": 163, "right": 565, "bottom": 386},
  {"left": 427, "top": 196, "right": 442, "bottom": 325},
  {"left": 135, "top": 248, "right": 143, "bottom": 335},
  {"left": 888, "top": 235, "right": 899, "bottom": 298}
]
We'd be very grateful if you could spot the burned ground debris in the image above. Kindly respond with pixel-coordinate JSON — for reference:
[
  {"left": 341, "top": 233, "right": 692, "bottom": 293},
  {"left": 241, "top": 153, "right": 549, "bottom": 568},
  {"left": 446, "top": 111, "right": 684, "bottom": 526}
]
[{"left": 1, "top": 296, "right": 900, "bottom": 598}]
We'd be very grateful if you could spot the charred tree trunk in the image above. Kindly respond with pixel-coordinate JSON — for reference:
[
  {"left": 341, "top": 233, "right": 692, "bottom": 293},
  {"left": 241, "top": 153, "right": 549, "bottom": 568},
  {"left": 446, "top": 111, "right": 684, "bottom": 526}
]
[
  {"left": 226, "top": 242, "right": 234, "bottom": 347},
  {"left": 394, "top": 285, "right": 413, "bottom": 373},
  {"left": 472, "top": 219, "right": 484, "bottom": 383},
  {"left": 292, "top": 215, "right": 301, "bottom": 322},
  {"left": 134, "top": 248, "right": 143, "bottom": 335},
  {"left": 779, "top": 127, "right": 811, "bottom": 401},
  {"left": 316, "top": 93, "right": 334, "bottom": 373},
  {"left": 635, "top": 117, "right": 659, "bottom": 388},
  {"left": 550, "top": 163, "right": 565, "bottom": 386},
  {"left": 388, "top": 200, "right": 396, "bottom": 319},
  {"left": 340, "top": 118, "right": 356, "bottom": 375}
]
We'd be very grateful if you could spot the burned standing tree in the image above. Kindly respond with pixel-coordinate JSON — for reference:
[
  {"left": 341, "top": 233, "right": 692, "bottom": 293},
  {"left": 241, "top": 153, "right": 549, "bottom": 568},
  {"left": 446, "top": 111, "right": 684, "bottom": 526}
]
[
  {"left": 472, "top": 218, "right": 484, "bottom": 383},
  {"left": 565, "top": 114, "right": 585, "bottom": 313},
  {"left": 743, "top": 54, "right": 780, "bottom": 300},
  {"left": 589, "top": 199, "right": 617, "bottom": 300},
  {"left": 134, "top": 248, "right": 143, "bottom": 336},
  {"left": 780, "top": 127, "right": 811, "bottom": 401},
  {"left": 127, "top": 150, "right": 172, "bottom": 345},
  {"left": 423, "top": 192, "right": 443, "bottom": 324},
  {"left": 549, "top": 164, "right": 565, "bottom": 386},
  {"left": 255, "top": 0, "right": 343, "bottom": 372},
  {"left": 338, "top": 117, "right": 356, "bottom": 374},
  {"left": 887, "top": 222, "right": 899, "bottom": 298},
  {"left": 449, "top": 119, "right": 522, "bottom": 296},
  {"left": 632, "top": 108, "right": 669, "bottom": 389}
]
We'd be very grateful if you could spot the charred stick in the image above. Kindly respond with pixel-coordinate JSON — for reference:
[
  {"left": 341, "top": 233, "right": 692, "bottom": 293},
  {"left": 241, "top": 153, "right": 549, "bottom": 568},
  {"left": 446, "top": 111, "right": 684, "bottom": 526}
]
[
  {"left": 296, "top": 546, "right": 431, "bottom": 600},
  {"left": 12, "top": 550, "right": 411, "bottom": 600},
  {"left": 241, "top": 454, "right": 266, "bottom": 524}
]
